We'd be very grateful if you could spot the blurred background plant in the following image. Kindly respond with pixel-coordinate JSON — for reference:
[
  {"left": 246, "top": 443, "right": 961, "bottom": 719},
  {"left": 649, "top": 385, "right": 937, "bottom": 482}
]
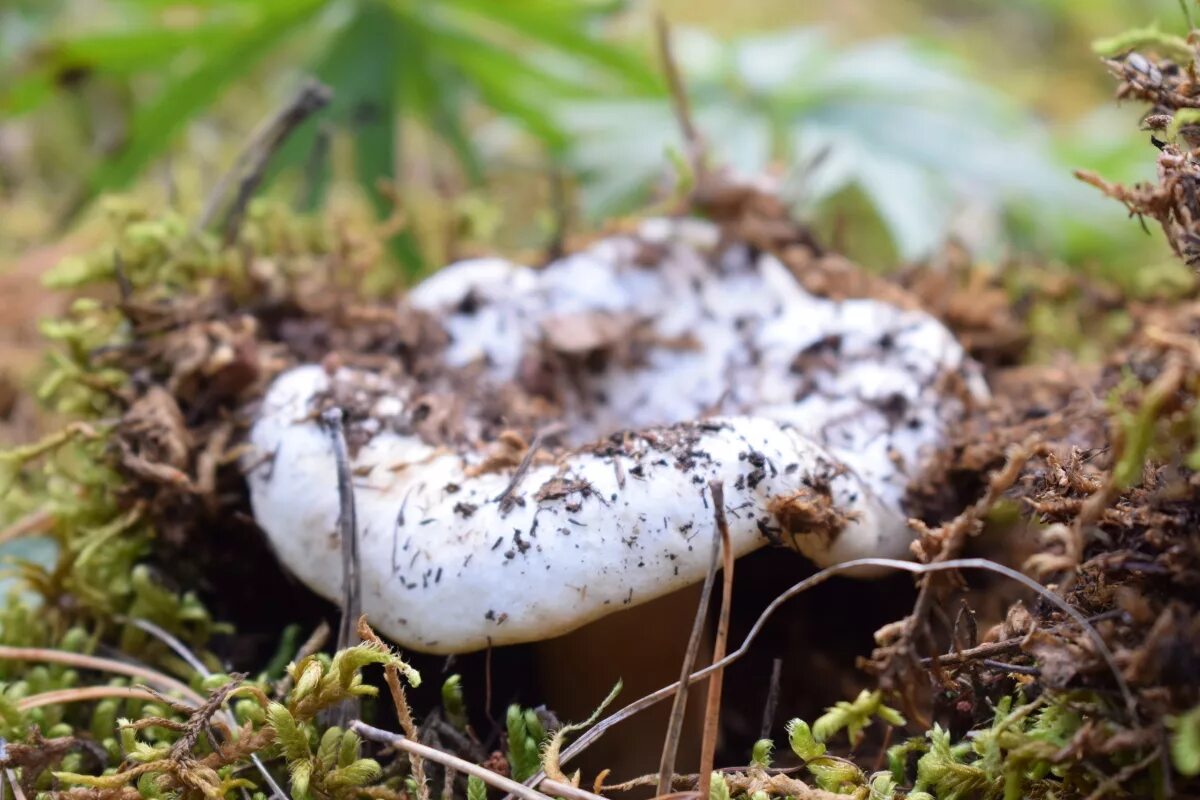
[{"left": 0, "top": 0, "right": 1191, "bottom": 279}]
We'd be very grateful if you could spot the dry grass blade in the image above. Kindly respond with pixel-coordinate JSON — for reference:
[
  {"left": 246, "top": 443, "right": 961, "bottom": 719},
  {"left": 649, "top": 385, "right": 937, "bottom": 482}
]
[
  {"left": 512, "top": 556, "right": 1138, "bottom": 798},
  {"left": 541, "top": 780, "right": 609, "bottom": 800},
  {"left": 116, "top": 616, "right": 209, "bottom": 676},
  {"left": 0, "top": 646, "right": 203, "bottom": 704},
  {"left": 351, "top": 721, "right": 556, "bottom": 800},
  {"left": 4, "top": 769, "right": 28, "bottom": 800},
  {"left": 759, "top": 658, "right": 783, "bottom": 740},
  {"left": 655, "top": 485, "right": 722, "bottom": 796},
  {"left": 17, "top": 685, "right": 195, "bottom": 712},
  {"left": 697, "top": 481, "right": 733, "bottom": 800},
  {"left": 0, "top": 510, "right": 53, "bottom": 546},
  {"left": 654, "top": 14, "right": 702, "bottom": 169},
  {"left": 493, "top": 422, "right": 567, "bottom": 507}
]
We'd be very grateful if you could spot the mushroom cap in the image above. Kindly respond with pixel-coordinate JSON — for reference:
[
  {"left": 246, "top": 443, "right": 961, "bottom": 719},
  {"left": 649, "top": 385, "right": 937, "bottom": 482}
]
[{"left": 245, "top": 218, "right": 986, "bottom": 653}]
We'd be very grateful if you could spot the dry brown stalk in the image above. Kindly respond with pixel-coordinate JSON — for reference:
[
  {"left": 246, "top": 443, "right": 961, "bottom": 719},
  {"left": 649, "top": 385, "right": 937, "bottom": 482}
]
[
  {"left": 697, "top": 481, "right": 733, "bottom": 800},
  {"left": 352, "top": 722, "right": 559, "bottom": 800},
  {"left": 655, "top": 486, "right": 723, "bottom": 795},
  {"left": 0, "top": 646, "right": 204, "bottom": 705},
  {"left": 17, "top": 685, "right": 190, "bottom": 712},
  {"left": 358, "top": 616, "right": 430, "bottom": 800}
]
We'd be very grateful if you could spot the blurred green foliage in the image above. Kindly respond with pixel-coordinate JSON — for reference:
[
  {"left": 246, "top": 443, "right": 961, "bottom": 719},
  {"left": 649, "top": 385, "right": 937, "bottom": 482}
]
[
  {"left": 0, "top": 0, "right": 1190, "bottom": 276},
  {"left": 2, "top": 0, "right": 655, "bottom": 272},
  {"left": 554, "top": 26, "right": 1126, "bottom": 263}
]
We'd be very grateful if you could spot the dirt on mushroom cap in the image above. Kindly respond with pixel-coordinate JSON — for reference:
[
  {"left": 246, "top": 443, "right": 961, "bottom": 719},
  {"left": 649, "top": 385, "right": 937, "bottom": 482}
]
[{"left": 243, "top": 216, "right": 985, "bottom": 652}]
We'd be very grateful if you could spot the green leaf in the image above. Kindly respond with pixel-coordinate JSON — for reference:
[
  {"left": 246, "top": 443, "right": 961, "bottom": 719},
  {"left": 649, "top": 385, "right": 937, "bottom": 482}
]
[
  {"left": 708, "top": 772, "right": 731, "bottom": 800},
  {"left": 299, "top": 0, "right": 423, "bottom": 274},
  {"left": 811, "top": 690, "right": 905, "bottom": 747},
  {"left": 806, "top": 757, "right": 864, "bottom": 794},
  {"left": 1170, "top": 705, "right": 1200, "bottom": 777},
  {"left": 423, "top": 25, "right": 574, "bottom": 148},
  {"left": 785, "top": 719, "right": 826, "bottom": 761},
  {"left": 266, "top": 702, "right": 310, "bottom": 763},
  {"left": 444, "top": 0, "right": 658, "bottom": 91},
  {"left": 0, "top": 683, "right": 25, "bottom": 739},
  {"left": 337, "top": 729, "right": 361, "bottom": 769},
  {"left": 326, "top": 642, "right": 421, "bottom": 691},
  {"left": 317, "top": 726, "right": 343, "bottom": 771},
  {"left": 290, "top": 758, "right": 313, "bottom": 800},
  {"left": 1092, "top": 23, "right": 1192, "bottom": 61},
  {"left": 325, "top": 758, "right": 382, "bottom": 788},
  {"left": 468, "top": 774, "right": 488, "bottom": 800},
  {"left": 442, "top": 674, "right": 468, "bottom": 731},
  {"left": 35, "top": 20, "right": 247, "bottom": 78},
  {"left": 506, "top": 704, "right": 542, "bottom": 781},
  {"left": 750, "top": 738, "right": 774, "bottom": 768},
  {"left": 913, "top": 725, "right": 989, "bottom": 800},
  {"left": 84, "top": 0, "right": 324, "bottom": 200},
  {"left": 869, "top": 772, "right": 898, "bottom": 800},
  {"left": 292, "top": 659, "right": 323, "bottom": 702}
]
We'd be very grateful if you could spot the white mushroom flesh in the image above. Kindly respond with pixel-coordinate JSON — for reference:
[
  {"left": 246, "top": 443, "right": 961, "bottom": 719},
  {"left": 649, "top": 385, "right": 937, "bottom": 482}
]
[{"left": 245, "top": 218, "right": 986, "bottom": 653}]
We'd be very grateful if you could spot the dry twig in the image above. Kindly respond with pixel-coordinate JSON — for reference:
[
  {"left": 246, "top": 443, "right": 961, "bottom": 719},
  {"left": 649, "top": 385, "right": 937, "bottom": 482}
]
[
  {"left": 655, "top": 487, "right": 722, "bottom": 796},
  {"left": 199, "top": 79, "right": 332, "bottom": 241},
  {"left": 16, "top": 685, "right": 191, "bottom": 712},
  {"left": 359, "top": 617, "right": 430, "bottom": 800},
  {"left": 352, "top": 722, "right": 563, "bottom": 800},
  {"left": 654, "top": 14, "right": 703, "bottom": 172},
  {"left": 511, "top": 556, "right": 1138, "bottom": 799},
  {"left": 0, "top": 646, "right": 202, "bottom": 704},
  {"left": 697, "top": 481, "right": 733, "bottom": 800}
]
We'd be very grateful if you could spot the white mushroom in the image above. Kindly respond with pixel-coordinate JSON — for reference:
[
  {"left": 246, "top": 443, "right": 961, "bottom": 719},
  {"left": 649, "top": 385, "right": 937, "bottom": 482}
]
[{"left": 244, "top": 217, "right": 986, "bottom": 654}]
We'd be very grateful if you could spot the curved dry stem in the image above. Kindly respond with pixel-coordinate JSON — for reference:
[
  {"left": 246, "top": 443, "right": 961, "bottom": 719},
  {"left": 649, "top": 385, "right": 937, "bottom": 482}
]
[
  {"left": 0, "top": 645, "right": 203, "bottom": 705},
  {"left": 17, "top": 685, "right": 192, "bottom": 712},
  {"left": 0, "top": 510, "right": 54, "bottom": 546},
  {"left": 352, "top": 722, "right": 574, "bottom": 800},
  {"left": 513, "top": 557, "right": 1138, "bottom": 798},
  {"left": 656, "top": 491, "right": 721, "bottom": 795},
  {"left": 116, "top": 616, "right": 210, "bottom": 676}
]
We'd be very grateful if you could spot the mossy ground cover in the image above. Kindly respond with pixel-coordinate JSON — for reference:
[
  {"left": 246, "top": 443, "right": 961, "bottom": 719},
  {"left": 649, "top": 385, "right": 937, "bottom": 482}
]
[{"left": 2, "top": 15, "right": 1200, "bottom": 800}]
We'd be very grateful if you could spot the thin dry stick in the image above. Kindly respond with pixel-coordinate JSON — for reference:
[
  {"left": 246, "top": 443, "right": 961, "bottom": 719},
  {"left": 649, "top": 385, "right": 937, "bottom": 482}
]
[
  {"left": 359, "top": 617, "right": 429, "bottom": 800},
  {"left": 513, "top": 557, "right": 1138, "bottom": 798},
  {"left": 654, "top": 14, "right": 702, "bottom": 168},
  {"left": 758, "top": 658, "right": 783, "bottom": 741},
  {"left": 1083, "top": 746, "right": 1162, "bottom": 800},
  {"left": 117, "top": 616, "right": 209, "bottom": 676},
  {"left": 541, "top": 780, "right": 609, "bottom": 800},
  {"left": 918, "top": 609, "right": 1124, "bottom": 668},
  {"left": 0, "top": 510, "right": 53, "bottom": 546},
  {"left": 656, "top": 488, "right": 722, "bottom": 796},
  {"left": 4, "top": 769, "right": 27, "bottom": 800},
  {"left": 351, "top": 722, "right": 555, "bottom": 800},
  {"left": 697, "top": 482, "right": 733, "bottom": 800},
  {"left": 17, "top": 685, "right": 192, "bottom": 712},
  {"left": 493, "top": 423, "right": 567, "bottom": 506},
  {"left": 198, "top": 78, "right": 332, "bottom": 241},
  {"left": 0, "top": 646, "right": 202, "bottom": 704},
  {"left": 321, "top": 408, "right": 361, "bottom": 658}
]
